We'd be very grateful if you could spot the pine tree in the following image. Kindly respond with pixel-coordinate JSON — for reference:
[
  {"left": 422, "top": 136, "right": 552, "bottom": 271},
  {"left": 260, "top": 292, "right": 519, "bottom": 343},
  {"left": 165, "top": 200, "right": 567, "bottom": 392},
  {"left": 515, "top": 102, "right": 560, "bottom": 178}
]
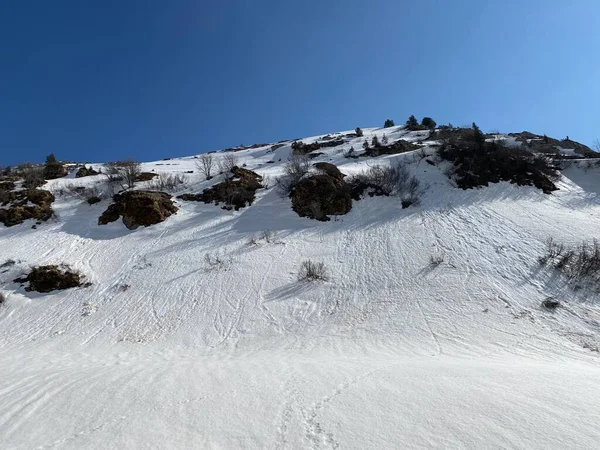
[
  {"left": 355, "top": 127, "right": 363, "bottom": 137},
  {"left": 406, "top": 115, "right": 418, "bottom": 129},
  {"left": 384, "top": 119, "right": 395, "bottom": 128},
  {"left": 372, "top": 136, "right": 379, "bottom": 147},
  {"left": 363, "top": 140, "right": 370, "bottom": 150},
  {"left": 43, "top": 153, "right": 65, "bottom": 180},
  {"left": 472, "top": 122, "right": 485, "bottom": 146},
  {"left": 381, "top": 134, "right": 389, "bottom": 145},
  {"left": 421, "top": 117, "right": 436, "bottom": 130}
]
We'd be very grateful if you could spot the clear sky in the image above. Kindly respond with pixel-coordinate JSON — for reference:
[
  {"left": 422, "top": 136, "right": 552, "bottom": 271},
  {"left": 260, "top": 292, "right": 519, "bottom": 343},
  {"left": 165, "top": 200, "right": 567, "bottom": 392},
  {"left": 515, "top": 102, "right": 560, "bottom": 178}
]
[{"left": 2, "top": 1, "right": 599, "bottom": 165}]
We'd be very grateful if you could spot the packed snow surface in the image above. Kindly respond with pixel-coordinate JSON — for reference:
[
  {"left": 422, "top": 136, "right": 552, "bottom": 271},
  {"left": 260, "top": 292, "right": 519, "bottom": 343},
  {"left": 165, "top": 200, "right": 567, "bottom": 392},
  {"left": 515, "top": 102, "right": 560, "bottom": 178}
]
[{"left": 2, "top": 127, "right": 600, "bottom": 449}]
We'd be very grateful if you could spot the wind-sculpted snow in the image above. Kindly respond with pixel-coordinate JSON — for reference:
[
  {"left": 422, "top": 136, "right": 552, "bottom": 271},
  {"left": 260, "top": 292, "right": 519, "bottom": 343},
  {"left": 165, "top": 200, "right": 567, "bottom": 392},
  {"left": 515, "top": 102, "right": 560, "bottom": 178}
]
[{"left": 1, "top": 127, "right": 600, "bottom": 449}]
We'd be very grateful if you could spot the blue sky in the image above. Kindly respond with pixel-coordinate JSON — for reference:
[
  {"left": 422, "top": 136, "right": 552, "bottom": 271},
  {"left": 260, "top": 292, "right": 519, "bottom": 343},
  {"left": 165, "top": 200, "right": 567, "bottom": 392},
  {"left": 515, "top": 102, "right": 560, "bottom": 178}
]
[{"left": 1, "top": 1, "right": 599, "bottom": 165}]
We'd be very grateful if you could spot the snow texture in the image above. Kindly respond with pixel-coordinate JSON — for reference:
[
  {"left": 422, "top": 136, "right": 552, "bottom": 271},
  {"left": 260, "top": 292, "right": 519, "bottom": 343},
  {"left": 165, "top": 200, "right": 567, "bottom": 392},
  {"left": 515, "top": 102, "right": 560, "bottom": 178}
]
[{"left": 2, "top": 127, "right": 600, "bottom": 449}]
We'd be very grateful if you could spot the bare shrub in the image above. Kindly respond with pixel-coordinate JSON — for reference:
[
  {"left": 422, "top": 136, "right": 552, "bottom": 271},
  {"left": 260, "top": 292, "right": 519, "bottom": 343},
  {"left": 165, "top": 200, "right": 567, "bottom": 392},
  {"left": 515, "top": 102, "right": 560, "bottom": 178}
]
[
  {"left": 18, "top": 164, "right": 44, "bottom": 190},
  {"left": 540, "top": 238, "right": 600, "bottom": 290},
  {"left": 148, "top": 173, "right": 188, "bottom": 192},
  {"left": 105, "top": 160, "right": 141, "bottom": 190},
  {"left": 348, "top": 162, "right": 424, "bottom": 206},
  {"left": 247, "top": 229, "right": 277, "bottom": 245},
  {"left": 429, "top": 255, "right": 444, "bottom": 267},
  {"left": 54, "top": 183, "right": 101, "bottom": 201},
  {"left": 204, "top": 252, "right": 232, "bottom": 271},
  {"left": 276, "top": 155, "right": 310, "bottom": 197},
  {"left": 298, "top": 260, "right": 329, "bottom": 281},
  {"left": 196, "top": 153, "right": 214, "bottom": 180},
  {"left": 261, "top": 174, "right": 272, "bottom": 189},
  {"left": 218, "top": 154, "right": 238, "bottom": 177}
]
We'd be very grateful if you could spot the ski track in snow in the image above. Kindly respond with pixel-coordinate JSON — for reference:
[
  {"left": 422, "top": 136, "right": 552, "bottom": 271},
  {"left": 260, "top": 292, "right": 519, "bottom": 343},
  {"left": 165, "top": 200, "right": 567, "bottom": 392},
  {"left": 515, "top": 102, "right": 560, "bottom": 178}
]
[{"left": 2, "top": 126, "right": 600, "bottom": 448}]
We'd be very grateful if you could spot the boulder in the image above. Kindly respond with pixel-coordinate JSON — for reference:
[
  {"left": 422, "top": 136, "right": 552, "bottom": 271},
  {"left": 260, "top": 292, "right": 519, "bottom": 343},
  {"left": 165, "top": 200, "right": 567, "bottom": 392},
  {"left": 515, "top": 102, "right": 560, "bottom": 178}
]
[
  {"left": 98, "top": 190, "right": 178, "bottom": 229},
  {"left": 14, "top": 265, "right": 86, "bottom": 293},
  {"left": 291, "top": 173, "right": 352, "bottom": 221}
]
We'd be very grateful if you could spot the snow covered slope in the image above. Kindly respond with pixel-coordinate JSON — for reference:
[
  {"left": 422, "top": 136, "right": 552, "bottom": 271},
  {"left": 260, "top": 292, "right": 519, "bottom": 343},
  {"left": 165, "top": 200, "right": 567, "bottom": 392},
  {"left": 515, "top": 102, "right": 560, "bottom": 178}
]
[{"left": 2, "top": 127, "right": 600, "bottom": 449}]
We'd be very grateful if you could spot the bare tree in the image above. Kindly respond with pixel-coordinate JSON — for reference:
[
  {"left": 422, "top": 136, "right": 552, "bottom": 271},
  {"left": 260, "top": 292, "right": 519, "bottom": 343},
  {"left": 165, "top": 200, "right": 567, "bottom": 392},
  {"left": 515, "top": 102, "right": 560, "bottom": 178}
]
[
  {"left": 275, "top": 155, "right": 310, "bottom": 197},
  {"left": 218, "top": 154, "right": 238, "bottom": 177},
  {"left": 196, "top": 153, "right": 214, "bottom": 180},
  {"left": 593, "top": 139, "right": 600, "bottom": 153},
  {"left": 104, "top": 159, "right": 141, "bottom": 191}
]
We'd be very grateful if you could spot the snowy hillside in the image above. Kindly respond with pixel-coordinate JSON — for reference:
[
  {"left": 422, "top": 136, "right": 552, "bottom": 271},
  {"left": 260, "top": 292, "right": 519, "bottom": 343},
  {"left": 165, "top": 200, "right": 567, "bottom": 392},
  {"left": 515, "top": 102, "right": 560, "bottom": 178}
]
[{"left": 2, "top": 125, "right": 600, "bottom": 449}]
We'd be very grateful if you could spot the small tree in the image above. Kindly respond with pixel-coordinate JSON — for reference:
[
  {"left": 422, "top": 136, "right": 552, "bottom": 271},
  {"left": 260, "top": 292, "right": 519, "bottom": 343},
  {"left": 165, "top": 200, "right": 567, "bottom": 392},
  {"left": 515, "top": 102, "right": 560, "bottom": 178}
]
[
  {"left": 219, "top": 154, "right": 238, "bottom": 177},
  {"left": 105, "top": 159, "right": 141, "bottom": 191},
  {"left": 371, "top": 135, "right": 379, "bottom": 147},
  {"left": 276, "top": 155, "right": 310, "bottom": 197},
  {"left": 381, "top": 134, "right": 389, "bottom": 145},
  {"left": 196, "top": 153, "right": 214, "bottom": 180},
  {"left": 472, "top": 122, "right": 485, "bottom": 146},
  {"left": 355, "top": 127, "right": 363, "bottom": 137},
  {"left": 363, "top": 140, "right": 370, "bottom": 150},
  {"left": 406, "top": 115, "right": 418, "bottom": 129},
  {"left": 593, "top": 139, "right": 600, "bottom": 153},
  {"left": 384, "top": 119, "right": 395, "bottom": 128},
  {"left": 421, "top": 117, "right": 436, "bottom": 130},
  {"left": 43, "top": 153, "right": 65, "bottom": 180}
]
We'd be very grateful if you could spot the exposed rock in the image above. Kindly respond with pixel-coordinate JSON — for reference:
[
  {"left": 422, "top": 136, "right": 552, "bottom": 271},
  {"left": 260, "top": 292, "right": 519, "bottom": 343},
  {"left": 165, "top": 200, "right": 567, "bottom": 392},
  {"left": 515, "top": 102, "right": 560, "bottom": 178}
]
[
  {"left": 313, "top": 162, "right": 345, "bottom": 180},
  {"left": 439, "top": 139, "right": 559, "bottom": 194},
  {"left": 541, "top": 298, "right": 561, "bottom": 310},
  {"left": 291, "top": 172, "right": 352, "bottom": 221},
  {"left": 14, "top": 265, "right": 87, "bottom": 293},
  {"left": 98, "top": 190, "right": 178, "bottom": 229},
  {"left": 75, "top": 166, "right": 100, "bottom": 178},
  {"left": 0, "top": 188, "right": 55, "bottom": 227},
  {"left": 136, "top": 172, "right": 158, "bottom": 182},
  {"left": 362, "top": 140, "right": 419, "bottom": 157},
  {"left": 178, "top": 166, "right": 262, "bottom": 211},
  {"left": 509, "top": 131, "right": 596, "bottom": 158},
  {"left": 291, "top": 139, "right": 345, "bottom": 155},
  {"left": 87, "top": 196, "right": 101, "bottom": 205}
]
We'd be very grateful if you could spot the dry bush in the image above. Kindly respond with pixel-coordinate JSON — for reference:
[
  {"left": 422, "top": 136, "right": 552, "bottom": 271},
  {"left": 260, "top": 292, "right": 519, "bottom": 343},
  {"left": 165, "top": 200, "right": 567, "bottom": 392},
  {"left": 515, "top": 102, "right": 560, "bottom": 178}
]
[
  {"left": 298, "top": 260, "right": 329, "bottom": 281},
  {"left": 196, "top": 153, "right": 214, "bottom": 180},
  {"left": 540, "top": 238, "right": 600, "bottom": 290},
  {"left": 218, "top": 154, "right": 238, "bottom": 177},
  {"left": 53, "top": 183, "right": 101, "bottom": 201},
  {"left": 148, "top": 173, "right": 188, "bottom": 192},
  {"left": 247, "top": 229, "right": 277, "bottom": 245},
  {"left": 275, "top": 155, "right": 310, "bottom": 197},
  {"left": 429, "top": 255, "right": 444, "bottom": 267},
  {"left": 105, "top": 160, "right": 141, "bottom": 190},
  {"left": 204, "top": 252, "right": 232, "bottom": 271},
  {"left": 348, "top": 162, "right": 424, "bottom": 207},
  {"left": 18, "top": 164, "right": 44, "bottom": 190}
]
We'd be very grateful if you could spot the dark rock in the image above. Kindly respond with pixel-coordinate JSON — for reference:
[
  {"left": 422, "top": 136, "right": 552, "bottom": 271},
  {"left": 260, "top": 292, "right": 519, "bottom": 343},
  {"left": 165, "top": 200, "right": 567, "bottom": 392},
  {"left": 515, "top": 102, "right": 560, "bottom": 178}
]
[
  {"left": 541, "top": 298, "right": 561, "bottom": 310},
  {"left": 98, "top": 190, "right": 178, "bottom": 229},
  {"left": 177, "top": 166, "right": 262, "bottom": 211},
  {"left": 75, "top": 166, "right": 100, "bottom": 178},
  {"left": 291, "top": 173, "right": 352, "bottom": 221},
  {"left": 362, "top": 140, "right": 419, "bottom": 157},
  {"left": 0, "top": 188, "right": 55, "bottom": 227},
  {"left": 87, "top": 196, "right": 101, "bottom": 205},
  {"left": 14, "top": 265, "right": 87, "bottom": 293},
  {"left": 136, "top": 172, "right": 158, "bottom": 182},
  {"left": 313, "top": 162, "right": 345, "bottom": 180}
]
